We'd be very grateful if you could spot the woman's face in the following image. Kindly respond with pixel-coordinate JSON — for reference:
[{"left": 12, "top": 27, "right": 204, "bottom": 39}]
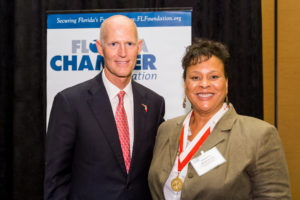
[{"left": 184, "top": 55, "right": 228, "bottom": 117}]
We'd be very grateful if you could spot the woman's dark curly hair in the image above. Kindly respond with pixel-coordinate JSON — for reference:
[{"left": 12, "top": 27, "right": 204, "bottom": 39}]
[{"left": 182, "top": 38, "right": 230, "bottom": 80}]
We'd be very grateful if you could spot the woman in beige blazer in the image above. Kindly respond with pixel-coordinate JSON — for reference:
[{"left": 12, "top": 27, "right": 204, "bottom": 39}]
[{"left": 148, "top": 38, "right": 291, "bottom": 200}]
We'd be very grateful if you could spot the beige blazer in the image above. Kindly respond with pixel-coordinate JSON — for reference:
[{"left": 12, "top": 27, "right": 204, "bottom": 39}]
[{"left": 148, "top": 105, "right": 291, "bottom": 200}]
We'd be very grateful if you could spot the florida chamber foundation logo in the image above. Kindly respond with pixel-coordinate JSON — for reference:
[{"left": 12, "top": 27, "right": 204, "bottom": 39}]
[{"left": 49, "top": 39, "right": 158, "bottom": 81}]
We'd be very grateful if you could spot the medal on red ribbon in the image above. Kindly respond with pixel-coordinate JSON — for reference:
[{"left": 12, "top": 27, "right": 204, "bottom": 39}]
[
  {"left": 170, "top": 103, "right": 229, "bottom": 192},
  {"left": 171, "top": 123, "right": 210, "bottom": 191}
]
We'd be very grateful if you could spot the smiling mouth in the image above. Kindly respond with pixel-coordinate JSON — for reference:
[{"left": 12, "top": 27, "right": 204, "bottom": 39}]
[
  {"left": 116, "top": 61, "right": 129, "bottom": 64},
  {"left": 197, "top": 93, "right": 213, "bottom": 98}
]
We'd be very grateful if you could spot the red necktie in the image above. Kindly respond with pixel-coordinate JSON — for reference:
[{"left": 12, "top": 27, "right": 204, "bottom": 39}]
[{"left": 115, "top": 91, "right": 131, "bottom": 173}]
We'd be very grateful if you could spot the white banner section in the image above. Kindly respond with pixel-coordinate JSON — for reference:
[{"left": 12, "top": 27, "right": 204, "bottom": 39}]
[{"left": 47, "top": 10, "right": 192, "bottom": 123}]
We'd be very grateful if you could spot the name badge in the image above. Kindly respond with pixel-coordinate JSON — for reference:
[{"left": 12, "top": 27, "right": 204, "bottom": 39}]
[{"left": 190, "top": 147, "right": 226, "bottom": 176}]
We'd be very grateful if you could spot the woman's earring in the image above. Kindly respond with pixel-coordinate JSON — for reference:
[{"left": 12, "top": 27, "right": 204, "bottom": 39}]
[{"left": 183, "top": 96, "right": 187, "bottom": 108}]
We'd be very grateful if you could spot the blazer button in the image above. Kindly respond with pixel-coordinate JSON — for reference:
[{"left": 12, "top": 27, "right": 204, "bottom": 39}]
[{"left": 188, "top": 173, "right": 193, "bottom": 178}]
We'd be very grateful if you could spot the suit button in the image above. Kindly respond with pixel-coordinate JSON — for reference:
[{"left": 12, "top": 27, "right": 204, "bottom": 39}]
[{"left": 188, "top": 173, "right": 193, "bottom": 178}]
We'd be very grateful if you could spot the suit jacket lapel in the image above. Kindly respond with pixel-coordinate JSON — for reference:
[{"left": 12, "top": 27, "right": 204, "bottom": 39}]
[
  {"left": 169, "top": 116, "right": 186, "bottom": 168},
  {"left": 195, "top": 106, "right": 237, "bottom": 157},
  {"left": 129, "top": 81, "right": 147, "bottom": 174},
  {"left": 87, "top": 73, "right": 127, "bottom": 174}
]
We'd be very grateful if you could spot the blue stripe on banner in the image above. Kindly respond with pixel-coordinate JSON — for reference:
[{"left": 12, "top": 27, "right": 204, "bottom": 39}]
[{"left": 47, "top": 11, "right": 191, "bottom": 29}]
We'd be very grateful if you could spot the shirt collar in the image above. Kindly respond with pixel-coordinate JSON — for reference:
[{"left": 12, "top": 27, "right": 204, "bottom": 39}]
[{"left": 102, "top": 69, "right": 133, "bottom": 101}]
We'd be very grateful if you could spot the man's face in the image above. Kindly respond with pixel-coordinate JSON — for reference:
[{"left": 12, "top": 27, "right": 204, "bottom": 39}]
[{"left": 96, "top": 20, "right": 142, "bottom": 84}]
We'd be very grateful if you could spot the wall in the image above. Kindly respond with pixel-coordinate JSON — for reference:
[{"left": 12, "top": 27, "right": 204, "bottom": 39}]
[
  {"left": 262, "top": 0, "right": 275, "bottom": 125},
  {"left": 262, "top": 0, "right": 300, "bottom": 198},
  {"left": 278, "top": 0, "right": 300, "bottom": 199}
]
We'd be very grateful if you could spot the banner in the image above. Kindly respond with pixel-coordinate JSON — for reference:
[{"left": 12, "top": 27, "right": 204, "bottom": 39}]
[{"left": 47, "top": 9, "right": 192, "bottom": 123}]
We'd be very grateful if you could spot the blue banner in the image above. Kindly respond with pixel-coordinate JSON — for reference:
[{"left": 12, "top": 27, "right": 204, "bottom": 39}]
[
  {"left": 47, "top": 9, "right": 192, "bottom": 122},
  {"left": 47, "top": 11, "right": 191, "bottom": 29}
]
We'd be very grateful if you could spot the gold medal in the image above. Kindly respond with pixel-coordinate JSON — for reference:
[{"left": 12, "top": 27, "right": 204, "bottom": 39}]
[{"left": 171, "top": 176, "right": 183, "bottom": 192}]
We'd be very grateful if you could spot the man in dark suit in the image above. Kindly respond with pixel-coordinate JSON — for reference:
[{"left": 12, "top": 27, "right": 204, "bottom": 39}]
[{"left": 44, "top": 15, "right": 165, "bottom": 200}]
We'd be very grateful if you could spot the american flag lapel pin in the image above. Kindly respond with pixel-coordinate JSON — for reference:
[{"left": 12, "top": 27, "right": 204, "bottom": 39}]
[{"left": 141, "top": 104, "right": 148, "bottom": 112}]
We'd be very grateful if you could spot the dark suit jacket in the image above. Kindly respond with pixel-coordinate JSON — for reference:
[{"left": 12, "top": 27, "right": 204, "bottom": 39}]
[
  {"left": 148, "top": 105, "right": 291, "bottom": 200},
  {"left": 45, "top": 72, "right": 165, "bottom": 200}
]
